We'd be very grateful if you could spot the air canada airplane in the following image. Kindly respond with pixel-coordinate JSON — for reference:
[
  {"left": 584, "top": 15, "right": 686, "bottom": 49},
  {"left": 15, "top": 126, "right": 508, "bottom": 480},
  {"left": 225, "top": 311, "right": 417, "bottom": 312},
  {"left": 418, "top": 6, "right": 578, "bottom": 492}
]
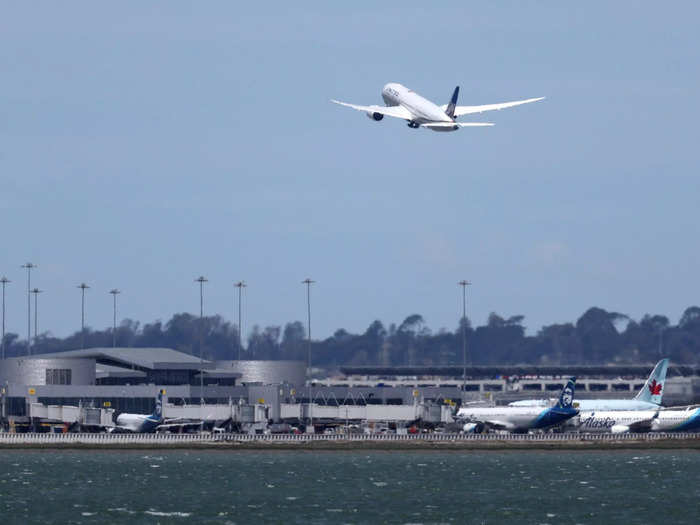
[
  {"left": 509, "top": 358, "right": 669, "bottom": 411},
  {"left": 331, "top": 83, "right": 544, "bottom": 132},
  {"left": 456, "top": 377, "right": 578, "bottom": 433}
]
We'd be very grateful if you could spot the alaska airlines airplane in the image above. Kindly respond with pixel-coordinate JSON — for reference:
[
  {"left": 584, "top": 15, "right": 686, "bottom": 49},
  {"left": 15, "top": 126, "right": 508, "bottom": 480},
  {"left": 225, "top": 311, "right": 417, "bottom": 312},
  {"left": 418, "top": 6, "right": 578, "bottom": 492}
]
[
  {"left": 109, "top": 390, "right": 202, "bottom": 433},
  {"left": 332, "top": 83, "right": 544, "bottom": 132},
  {"left": 576, "top": 410, "right": 660, "bottom": 434},
  {"left": 509, "top": 358, "right": 669, "bottom": 411},
  {"left": 111, "top": 390, "right": 165, "bottom": 433},
  {"left": 651, "top": 407, "right": 700, "bottom": 432},
  {"left": 575, "top": 406, "right": 700, "bottom": 434},
  {"left": 456, "top": 378, "right": 577, "bottom": 433}
]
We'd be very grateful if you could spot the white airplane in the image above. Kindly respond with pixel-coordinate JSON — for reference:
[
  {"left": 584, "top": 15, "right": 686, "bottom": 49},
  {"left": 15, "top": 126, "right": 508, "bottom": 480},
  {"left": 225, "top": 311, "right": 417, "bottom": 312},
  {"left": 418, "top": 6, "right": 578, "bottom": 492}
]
[
  {"left": 108, "top": 390, "right": 201, "bottom": 433},
  {"left": 651, "top": 406, "right": 700, "bottom": 432},
  {"left": 456, "top": 378, "right": 577, "bottom": 433},
  {"left": 575, "top": 410, "right": 660, "bottom": 434},
  {"left": 331, "top": 82, "right": 544, "bottom": 132},
  {"left": 509, "top": 358, "right": 669, "bottom": 411},
  {"left": 574, "top": 406, "right": 700, "bottom": 434}
]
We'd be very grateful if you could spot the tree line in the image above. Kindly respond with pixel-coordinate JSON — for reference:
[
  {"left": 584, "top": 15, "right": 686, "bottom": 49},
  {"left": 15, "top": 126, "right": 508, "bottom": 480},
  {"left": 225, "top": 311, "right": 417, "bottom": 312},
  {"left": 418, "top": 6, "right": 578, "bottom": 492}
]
[{"left": 2, "top": 306, "right": 700, "bottom": 365}]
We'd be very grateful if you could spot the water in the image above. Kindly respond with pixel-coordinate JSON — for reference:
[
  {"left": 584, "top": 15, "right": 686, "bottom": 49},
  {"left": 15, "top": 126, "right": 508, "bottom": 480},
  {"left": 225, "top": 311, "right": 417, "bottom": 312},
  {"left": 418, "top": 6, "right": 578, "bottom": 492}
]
[{"left": 0, "top": 449, "right": 698, "bottom": 524}]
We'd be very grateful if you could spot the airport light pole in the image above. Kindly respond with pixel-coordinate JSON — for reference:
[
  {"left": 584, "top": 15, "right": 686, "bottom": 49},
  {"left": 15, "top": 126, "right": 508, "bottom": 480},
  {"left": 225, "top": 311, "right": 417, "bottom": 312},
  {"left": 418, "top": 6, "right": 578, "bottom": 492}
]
[
  {"left": 77, "top": 283, "right": 90, "bottom": 349},
  {"left": 302, "top": 278, "right": 315, "bottom": 375},
  {"left": 21, "top": 263, "right": 36, "bottom": 355},
  {"left": 234, "top": 281, "right": 246, "bottom": 360},
  {"left": 1, "top": 277, "right": 9, "bottom": 360},
  {"left": 302, "top": 278, "right": 315, "bottom": 432},
  {"left": 458, "top": 280, "right": 471, "bottom": 394},
  {"left": 109, "top": 289, "right": 120, "bottom": 348},
  {"left": 195, "top": 276, "right": 208, "bottom": 406},
  {"left": 31, "top": 288, "right": 42, "bottom": 345}
]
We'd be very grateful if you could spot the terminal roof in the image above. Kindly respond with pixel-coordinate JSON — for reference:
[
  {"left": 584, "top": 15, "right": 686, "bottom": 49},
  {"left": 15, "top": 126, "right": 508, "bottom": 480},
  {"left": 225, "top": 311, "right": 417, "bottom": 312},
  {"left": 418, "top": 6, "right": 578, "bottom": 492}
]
[{"left": 31, "top": 347, "right": 210, "bottom": 371}]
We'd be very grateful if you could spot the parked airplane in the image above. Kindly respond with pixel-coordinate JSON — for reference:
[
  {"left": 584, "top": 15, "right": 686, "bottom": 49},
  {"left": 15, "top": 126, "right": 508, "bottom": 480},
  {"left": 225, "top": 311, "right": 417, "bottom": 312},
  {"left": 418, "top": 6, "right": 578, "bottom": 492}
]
[
  {"left": 651, "top": 407, "right": 700, "bottom": 432},
  {"left": 509, "top": 358, "right": 669, "bottom": 411},
  {"left": 576, "top": 410, "right": 659, "bottom": 434},
  {"left": 109, "top": 390, "right": 201, "bottom": 433},
  {"left": 456, "top": 378, "right": 578, "bottom": 433},
  {"left": 331, "top": 83, "right": 544, "bottom": 132},
  {"left": 575, "top": 406, "right": 700, "bottom": 434}
]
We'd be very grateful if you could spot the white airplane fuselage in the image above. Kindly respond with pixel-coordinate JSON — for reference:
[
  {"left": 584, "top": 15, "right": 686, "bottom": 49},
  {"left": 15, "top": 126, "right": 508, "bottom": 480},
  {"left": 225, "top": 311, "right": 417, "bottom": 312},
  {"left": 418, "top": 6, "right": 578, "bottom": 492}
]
[
  {"left": 510, "top": 399, "right": 661, "bottom": 411},
  {"left": 114, "top": 413, "right": 161, "bottom": 433},
  {"left": 573, "top": 407, "right": 700, "bottom": 433},
  {"left": 381, "top": 83, "right": 454, "bottom": 128},
  {"left": 575, "top": 410, "right": 655, "bottom": 433},
  {"left": 651, "top": 407, "right": 700, "bottom": 432},
  {"left": 456, "top": 405, "right": 577, "bottom": 432}
]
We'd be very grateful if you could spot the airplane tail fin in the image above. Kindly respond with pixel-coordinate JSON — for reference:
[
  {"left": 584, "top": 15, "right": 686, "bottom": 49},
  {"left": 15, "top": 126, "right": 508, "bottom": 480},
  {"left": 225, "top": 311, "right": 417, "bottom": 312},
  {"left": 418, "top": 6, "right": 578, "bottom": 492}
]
[
  {"left": 634, "top": 358, "right": 669, "bottom": 405},
  {"left": 555, "top": 377, "right": 576, "bottom": 409},
  {"left": 445, "top": 86, "right": 459, "bottom": 119},
  {"left": 151, "top": 389, "right": 164, "bottom": 420}
]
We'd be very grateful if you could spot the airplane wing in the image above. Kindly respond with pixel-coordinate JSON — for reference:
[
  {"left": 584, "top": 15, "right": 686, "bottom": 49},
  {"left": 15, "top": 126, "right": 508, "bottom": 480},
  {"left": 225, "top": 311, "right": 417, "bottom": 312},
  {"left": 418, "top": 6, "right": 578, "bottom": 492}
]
[
  {"left": 461, "top": 415, "right": 514, "bottom": 431},
  {"left": 106, "top": 426, "right": 135, "bottom": 434},
  {"left": 626, "top": 416, "right": 658, "bottom": 433},
  {"left": 156, "top": 422, "right": 202, "bottom": 430},
  {"left": 483, "top": 419, "right": 516, "bottom": 431},
  {"left": 330, "top": 100, "right": 413, "bottom": 120},
  {"left": 443, "top": 97, "right": 545, "bottom": 117},
  {"left": 156, "top": 418, "right": 203, "bottom": 430}
]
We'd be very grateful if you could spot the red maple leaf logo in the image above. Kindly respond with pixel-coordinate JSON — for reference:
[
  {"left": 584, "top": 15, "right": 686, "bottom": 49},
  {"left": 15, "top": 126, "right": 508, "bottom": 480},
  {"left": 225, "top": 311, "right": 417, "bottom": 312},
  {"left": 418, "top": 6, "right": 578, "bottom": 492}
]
[{"left": 648, "top": 379, "right": 662, "bottom": 396}]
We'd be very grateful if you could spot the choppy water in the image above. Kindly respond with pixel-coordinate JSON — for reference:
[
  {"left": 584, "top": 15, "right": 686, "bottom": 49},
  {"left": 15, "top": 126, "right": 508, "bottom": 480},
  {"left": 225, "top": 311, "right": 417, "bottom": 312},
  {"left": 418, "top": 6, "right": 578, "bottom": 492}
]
[{"left": 0, "top": 449, "right": 699, "bottom": 524}]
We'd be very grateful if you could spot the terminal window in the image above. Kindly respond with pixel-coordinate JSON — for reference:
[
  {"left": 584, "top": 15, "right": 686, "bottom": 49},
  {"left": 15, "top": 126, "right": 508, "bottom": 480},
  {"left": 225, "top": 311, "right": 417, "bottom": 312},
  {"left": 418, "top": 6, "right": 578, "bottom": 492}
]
[{"left": 46, "top": 369, "right": 72, "bottom": 385}]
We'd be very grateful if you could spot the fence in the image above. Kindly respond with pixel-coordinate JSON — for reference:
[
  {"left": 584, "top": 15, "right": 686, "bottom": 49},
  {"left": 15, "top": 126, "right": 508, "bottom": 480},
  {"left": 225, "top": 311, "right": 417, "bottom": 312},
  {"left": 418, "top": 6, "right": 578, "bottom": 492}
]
[{"left": 0, "top": 431, "right": 698, "bottom": 446}]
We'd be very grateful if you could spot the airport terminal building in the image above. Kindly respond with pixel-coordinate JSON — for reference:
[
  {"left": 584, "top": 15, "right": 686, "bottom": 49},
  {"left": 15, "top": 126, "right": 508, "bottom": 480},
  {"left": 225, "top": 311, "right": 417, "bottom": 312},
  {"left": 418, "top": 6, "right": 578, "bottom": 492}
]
[{"left": 1, "top": 347, "right": 699, "bottom": 431}]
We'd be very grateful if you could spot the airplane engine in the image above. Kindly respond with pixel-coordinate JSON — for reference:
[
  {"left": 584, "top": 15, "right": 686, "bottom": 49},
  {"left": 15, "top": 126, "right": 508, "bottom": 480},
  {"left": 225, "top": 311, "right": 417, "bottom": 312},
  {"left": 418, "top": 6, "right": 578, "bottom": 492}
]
[
  {"left": 610, "top": 424, "right": 630, "bottom": 434},
  {"left": 366, "top": 111, "right": 384, "bottom": 121},
  {"left": 462, "top": 422, "right": 484, "bottom": 433}
]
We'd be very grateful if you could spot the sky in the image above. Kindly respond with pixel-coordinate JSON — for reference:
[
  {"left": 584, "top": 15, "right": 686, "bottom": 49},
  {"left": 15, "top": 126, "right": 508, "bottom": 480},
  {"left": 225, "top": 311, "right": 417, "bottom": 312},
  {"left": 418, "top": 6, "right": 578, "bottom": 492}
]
[{"left": 1, "top": 2, "right": 699, "bottom": 343}]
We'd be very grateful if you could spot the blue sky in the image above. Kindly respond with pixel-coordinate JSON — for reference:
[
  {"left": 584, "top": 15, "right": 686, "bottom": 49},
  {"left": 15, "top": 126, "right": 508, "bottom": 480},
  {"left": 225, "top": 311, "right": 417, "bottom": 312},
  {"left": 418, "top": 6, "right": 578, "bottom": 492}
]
[{"left": 1, "top": 2, "right": 699, "bottom": 342}]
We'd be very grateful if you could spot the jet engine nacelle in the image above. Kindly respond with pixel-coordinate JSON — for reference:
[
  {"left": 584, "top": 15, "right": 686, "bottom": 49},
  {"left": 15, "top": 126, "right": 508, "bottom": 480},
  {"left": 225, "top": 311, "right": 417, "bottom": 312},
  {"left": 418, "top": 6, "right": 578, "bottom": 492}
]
[
  {"left": 366, "top": 111, "right": 384, "bottom": 121},
  {"left": 463, "top": 423, "right": 478, "bottom": 433},
  {"left": 610, "top": 424, "right": 630, "bottom": 434}
]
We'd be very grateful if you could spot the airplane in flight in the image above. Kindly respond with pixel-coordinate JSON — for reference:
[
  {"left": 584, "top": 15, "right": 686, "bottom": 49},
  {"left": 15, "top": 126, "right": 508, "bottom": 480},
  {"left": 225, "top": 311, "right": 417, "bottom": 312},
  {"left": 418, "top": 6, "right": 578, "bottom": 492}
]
[
  {"left": 108, "top": 390, "right": 202, "bottom": 433},
  {"left": 509, "top": 358, "right": 669, "bottom": 411},
  {"left": 331, "top": 82, "right": 544, "bottom": 132},
  {"left": 456, "top": 377, "right": 578, "bottom": 433}
]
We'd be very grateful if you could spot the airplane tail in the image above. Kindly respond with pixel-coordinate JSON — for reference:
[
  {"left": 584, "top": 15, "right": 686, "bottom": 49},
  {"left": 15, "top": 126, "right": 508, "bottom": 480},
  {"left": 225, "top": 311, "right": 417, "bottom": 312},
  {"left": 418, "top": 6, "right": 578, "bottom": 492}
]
[
  {"left": 445, "top": 86, "right": 459, "bottom": 119},
  {"left": 151, "top": 389, "right": 164, "bottom": 421},
  {"left": 634, "top": 358, "right": 669, "bottom": 405},
  {"left": 555, "top": 377, "right": 576, "bottom": 409}
]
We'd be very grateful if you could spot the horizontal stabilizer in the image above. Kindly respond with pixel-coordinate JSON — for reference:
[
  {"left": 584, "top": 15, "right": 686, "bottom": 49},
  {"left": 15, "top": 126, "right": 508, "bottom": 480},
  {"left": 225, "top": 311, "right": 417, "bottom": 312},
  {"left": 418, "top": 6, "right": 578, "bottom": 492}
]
[
  {"left": 456, "top": 122, "right": 494, "bottom": 127},
  {"left": 421, "top": 121, "right": 494, "bottom": 129}
]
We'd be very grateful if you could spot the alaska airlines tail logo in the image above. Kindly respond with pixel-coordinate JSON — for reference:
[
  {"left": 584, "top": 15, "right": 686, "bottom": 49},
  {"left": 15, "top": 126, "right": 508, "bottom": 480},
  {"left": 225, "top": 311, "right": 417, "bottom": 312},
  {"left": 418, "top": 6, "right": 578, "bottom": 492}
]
[
  {"left": 558, "top": 378, "right": 575, "bottom": 408},
  {"left": 648, "top": 379, "right": 662, "bottom": 396}
]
